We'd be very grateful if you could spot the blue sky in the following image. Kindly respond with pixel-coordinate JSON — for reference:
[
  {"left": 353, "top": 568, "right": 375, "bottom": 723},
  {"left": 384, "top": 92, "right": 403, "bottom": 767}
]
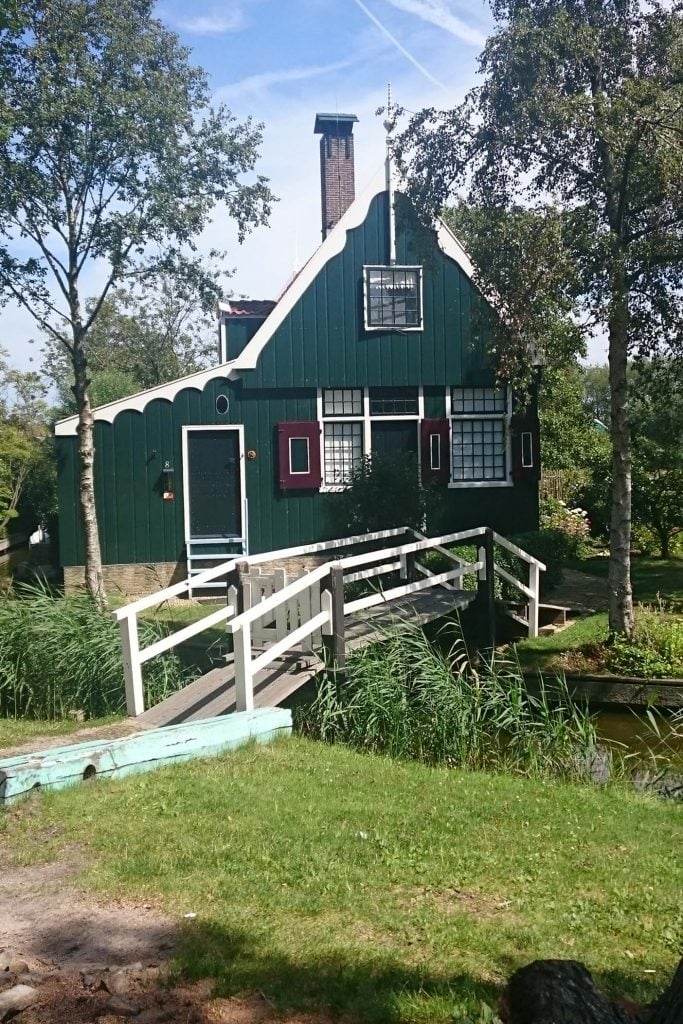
[{"left": 0, "top": 0, "right": 606, "bottom": 370}]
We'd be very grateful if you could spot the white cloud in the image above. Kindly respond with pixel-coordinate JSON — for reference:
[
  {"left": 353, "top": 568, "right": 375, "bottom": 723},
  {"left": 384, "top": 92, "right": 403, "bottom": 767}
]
[
  {"left": 215, "top": 59, "right": 357, "bottom": 102},
  {"left": 352, "top": 0, "right": 448, "bottom": 91},
  {"left": 174, "top": 10, "right": 245, "bottom": 35},
  {"left": 383, "top": 0, "right": 486, "bottom": 47}
]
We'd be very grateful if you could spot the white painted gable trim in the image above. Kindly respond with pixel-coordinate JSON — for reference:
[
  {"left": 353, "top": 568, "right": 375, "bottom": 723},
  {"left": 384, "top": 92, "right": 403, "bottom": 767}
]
[
  {"left": 54, "top": 363, "right": 240, "bottom": 435},
  {"left": 54, "top": 167, "right": 476, "bottom": 437}
]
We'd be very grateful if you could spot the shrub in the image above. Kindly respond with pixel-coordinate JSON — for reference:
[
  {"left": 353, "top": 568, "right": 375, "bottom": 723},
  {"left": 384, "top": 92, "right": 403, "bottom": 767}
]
[
  {"left": 607, "top": 607, "right": 683, "bottom": 678},
  {"left": 540, "top": 496, "right": 591, "bottom": 558},
  {"left": 0, "top": 582, "right": 189, "bottom": 720},
  {"left": 329, "top": 454, "right": 443, "bottom": 536},
  {"left": 299, "top": 622, "right": 599, "bottom": 779}
]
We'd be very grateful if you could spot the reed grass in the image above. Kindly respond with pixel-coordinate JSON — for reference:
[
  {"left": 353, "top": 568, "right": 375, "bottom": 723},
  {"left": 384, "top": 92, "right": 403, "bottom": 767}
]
[
  {"left": 299, "top": 621, "right": 599, "bottom": 779},
  {"left": 0, "top": 581, "right": 189, "bottom": 720}
]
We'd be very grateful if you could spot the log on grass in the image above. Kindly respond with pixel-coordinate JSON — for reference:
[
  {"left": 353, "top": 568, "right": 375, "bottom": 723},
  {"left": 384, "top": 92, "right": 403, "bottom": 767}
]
[{"left": 499, "top": 955, "right": 683, "bottom": 1024}]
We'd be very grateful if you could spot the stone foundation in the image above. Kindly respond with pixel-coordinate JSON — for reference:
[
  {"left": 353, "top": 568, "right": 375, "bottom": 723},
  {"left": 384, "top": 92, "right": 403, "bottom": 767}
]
[{"left": 63, "top": 560, "right": 187, "bottom": 598}]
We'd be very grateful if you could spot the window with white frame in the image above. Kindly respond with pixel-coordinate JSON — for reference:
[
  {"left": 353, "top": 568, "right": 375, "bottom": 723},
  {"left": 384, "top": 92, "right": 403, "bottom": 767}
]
[
  {"left": 322, "top": 388, "right": 364, "bottom": 486},
  {"left": 320, "top": 387, "right": 420, "bottom": 486},
  {"left": 450, "top": 387, "right": 509, "bottom": 483},
  {"left": 364, "top": 267, "right": 422, "bottom": 330}
]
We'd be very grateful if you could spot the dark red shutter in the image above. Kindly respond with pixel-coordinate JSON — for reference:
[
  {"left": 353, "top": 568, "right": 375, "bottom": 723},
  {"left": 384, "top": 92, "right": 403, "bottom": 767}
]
[
  {"left": 277, "top": 421, "right": 322, "bottom": 491},
  {"left": 511, "top": 406, "right": 540, "bottom": 481},
  {"left": 420, "top": 419, "right": 450, "bottom": 483}
]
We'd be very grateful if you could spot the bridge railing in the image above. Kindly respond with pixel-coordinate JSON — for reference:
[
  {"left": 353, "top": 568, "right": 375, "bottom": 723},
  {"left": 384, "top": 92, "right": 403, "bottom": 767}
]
[{"left": 114, "top": 525, "right": 546, "bottom": 718}]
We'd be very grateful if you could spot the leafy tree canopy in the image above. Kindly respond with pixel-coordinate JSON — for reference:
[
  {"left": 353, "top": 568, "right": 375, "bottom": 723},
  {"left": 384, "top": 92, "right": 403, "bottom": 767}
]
[{"left": 0, "top": 0, "right": 274, "bottom": 601}]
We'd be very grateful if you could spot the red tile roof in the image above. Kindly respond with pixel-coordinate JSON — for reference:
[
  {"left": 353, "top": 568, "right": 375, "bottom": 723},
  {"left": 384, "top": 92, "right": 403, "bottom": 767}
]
[{"left": 223, "top": 299, "right": 275, "bottom": 318}]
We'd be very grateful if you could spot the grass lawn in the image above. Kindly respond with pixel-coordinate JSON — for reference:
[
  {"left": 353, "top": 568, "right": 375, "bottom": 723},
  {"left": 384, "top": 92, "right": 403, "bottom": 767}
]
[
  {"left": 0, "top": 715, "right": 122, "bottom": 751},
  {"left": 512, "top": 555, "right": 683, "bottom": 675},
  {"left": 2, "top": 737, "right": 681, "bottom": 1022},
  {"left": 573, "top": 555, "right": 683, "bottom": 609}
]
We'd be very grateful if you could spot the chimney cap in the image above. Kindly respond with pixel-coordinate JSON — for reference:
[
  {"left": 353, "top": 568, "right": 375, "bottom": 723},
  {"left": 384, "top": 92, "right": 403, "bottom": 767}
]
[{"left": 314, "top": 113, "right": 358, "bottom": 134}]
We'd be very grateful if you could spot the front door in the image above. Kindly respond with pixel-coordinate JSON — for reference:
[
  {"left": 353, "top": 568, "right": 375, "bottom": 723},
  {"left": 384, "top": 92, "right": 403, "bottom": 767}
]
[{"left": 186, "top": 428, "right": 242, "bottom": 540}]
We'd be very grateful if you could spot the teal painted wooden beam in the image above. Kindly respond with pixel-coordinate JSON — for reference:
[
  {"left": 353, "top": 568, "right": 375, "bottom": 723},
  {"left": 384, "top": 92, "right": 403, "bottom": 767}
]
[{"left": 0, "top": 708, "right": 292, "bottom": 805}]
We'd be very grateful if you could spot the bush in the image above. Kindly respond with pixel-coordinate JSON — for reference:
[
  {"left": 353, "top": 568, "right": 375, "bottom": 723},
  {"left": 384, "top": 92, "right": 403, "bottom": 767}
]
[
  {"left": 540, "top": 497, "right": 591, "bottom": 558},
  {"left": 0, "top": 582, "right": 190, "bottom": 720},
  {"left": 330, "top": 454, "right": 443, "bottom": 536},
  {"left": 607, "top": 607, "right": 683, "bottom": 678},
  {"left": 299, "top": 622, "right": 599, "bottom": 779}
]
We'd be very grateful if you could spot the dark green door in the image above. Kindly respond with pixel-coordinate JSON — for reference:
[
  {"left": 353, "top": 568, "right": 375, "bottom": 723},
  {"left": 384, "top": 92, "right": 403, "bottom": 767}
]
[
  {"left": 370, "top": 421, "right": 418, "bottom": 460},
  {"left": 187, "top": 429, "right": 242, "bottom": 539}
]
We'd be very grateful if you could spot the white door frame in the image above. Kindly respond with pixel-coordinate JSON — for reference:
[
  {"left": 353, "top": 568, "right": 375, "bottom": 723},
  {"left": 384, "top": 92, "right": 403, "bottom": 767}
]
[{"left": 182, "top": 424, "right": 247, "bottom": 548}]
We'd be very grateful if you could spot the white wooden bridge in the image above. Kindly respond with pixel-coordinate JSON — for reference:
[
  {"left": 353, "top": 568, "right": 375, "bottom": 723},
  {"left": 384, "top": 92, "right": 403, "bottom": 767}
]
[{"left": 113, "top": 526, "right": 546, "bottom": 728}]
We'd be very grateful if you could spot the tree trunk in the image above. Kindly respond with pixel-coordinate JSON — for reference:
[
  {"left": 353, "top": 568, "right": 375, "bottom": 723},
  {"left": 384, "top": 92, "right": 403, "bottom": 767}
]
[
  {"left": 73, "top": 344, "right": 106, "bottom": 607},
  {"left": 499, "top": 954, "right": 683, "bottom": 1024},
  {"left": 607, "top": 270, "right": 634, "bottom": 637}
]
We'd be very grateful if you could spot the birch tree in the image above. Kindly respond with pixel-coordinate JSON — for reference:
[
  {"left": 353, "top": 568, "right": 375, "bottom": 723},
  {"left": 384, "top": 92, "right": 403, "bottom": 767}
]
[
  {"left": 0, "top": 0, "right": 273, "bottom": 604},
  {"left": 396, "top": 0, "right": 683, "bottom": 636}
]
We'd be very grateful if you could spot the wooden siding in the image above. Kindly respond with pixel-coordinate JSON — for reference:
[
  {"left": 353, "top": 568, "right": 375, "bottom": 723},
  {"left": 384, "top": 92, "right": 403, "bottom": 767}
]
[{"left": 243, "top": 192, "right": 493, "bottom": 391}]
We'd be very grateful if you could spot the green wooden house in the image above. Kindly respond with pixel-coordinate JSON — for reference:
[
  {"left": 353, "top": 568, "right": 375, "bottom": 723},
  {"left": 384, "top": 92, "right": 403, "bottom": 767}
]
[{"left": 55, "top": 113, "right": 540, "bottom": 596}]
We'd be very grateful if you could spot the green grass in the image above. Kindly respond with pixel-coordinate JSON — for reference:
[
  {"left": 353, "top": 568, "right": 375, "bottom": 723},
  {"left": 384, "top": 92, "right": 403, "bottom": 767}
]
[
  {"left": 513, "top": 614, "right": 609, "bottom": 672},
  {"left": 2, "top": 738, "right": 681, "bottom": 1023},
  {"left": 0, "top": 715, "right": 122, "bottom": 751},
  {"left": 571, "top": 555, "right": 683, "bottom": 607}
]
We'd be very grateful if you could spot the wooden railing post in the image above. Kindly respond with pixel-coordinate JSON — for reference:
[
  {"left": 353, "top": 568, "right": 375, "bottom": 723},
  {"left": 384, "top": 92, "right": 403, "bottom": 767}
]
[
  {"left": 476, "top": 527, "right": 496, "bottom": 650},
  {"left": 233, "top": 623, "right": 254, "bottom": 712},
  {"left": 119, "top": 612, "right": 145, "bottom": 717},
  {"left": 528, "top": 562, "right": 540, "bottom": 639},
  {"left": 321, "top": 564, "right": 346, "bottom": 676}
]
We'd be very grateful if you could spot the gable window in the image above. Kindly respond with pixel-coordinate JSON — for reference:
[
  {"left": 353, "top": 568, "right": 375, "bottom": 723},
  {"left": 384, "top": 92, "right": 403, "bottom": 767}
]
[
  {"left": 364, "top": 266, "right": 422, "bottom": 330},
  {"left": 450, "top": 387, "right": 510, "bottom": 484}
]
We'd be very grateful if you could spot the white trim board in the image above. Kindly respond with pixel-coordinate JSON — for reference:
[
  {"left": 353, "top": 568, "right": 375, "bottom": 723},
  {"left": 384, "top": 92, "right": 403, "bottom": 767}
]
[{"left": 54, "top": 168, "right": 477, "bottom": 437}]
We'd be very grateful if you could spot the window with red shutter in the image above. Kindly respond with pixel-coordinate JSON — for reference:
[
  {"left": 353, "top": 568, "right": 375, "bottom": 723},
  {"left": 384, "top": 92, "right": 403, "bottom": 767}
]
[{"left": 277, "top": 422, "right": 322, "bottom": 490}]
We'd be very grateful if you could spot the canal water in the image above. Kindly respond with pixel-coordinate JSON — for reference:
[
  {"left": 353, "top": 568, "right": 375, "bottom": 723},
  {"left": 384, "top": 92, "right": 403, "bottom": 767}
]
[{"left": 596, "top": 706, "right": 683, "bottom": 761}]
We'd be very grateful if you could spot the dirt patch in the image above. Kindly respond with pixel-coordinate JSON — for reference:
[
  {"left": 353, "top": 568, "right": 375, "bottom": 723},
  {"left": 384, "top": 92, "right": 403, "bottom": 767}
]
[
  {"left": 0, "top": 860, "right": 176, "bottom": 971},
  {"left": 546, "top": 568, "right": 607, "bottom": 614},
  {"left": 0, "top": 857, "right": 336, "bottom": 1024},
  {"left": 396, "top": 885, "right": 514, "bottom": 921},
  {"left": 0, "top": 719, "right": 145, "bottom": 759}
]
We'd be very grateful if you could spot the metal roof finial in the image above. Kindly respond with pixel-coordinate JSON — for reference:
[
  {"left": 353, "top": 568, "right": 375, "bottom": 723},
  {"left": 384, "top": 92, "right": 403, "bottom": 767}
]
[{"left": 383, "top": 82, "right": 393, "bottom": 135}]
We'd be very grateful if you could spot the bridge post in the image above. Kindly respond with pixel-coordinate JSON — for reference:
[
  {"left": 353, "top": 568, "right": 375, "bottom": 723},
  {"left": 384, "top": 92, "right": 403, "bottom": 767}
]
[
  {"left": 476, "top": 527, "right": 496, "bottom": 650},
  {"left": 321, "top": 564, "right": 346, "bottom": 680}
]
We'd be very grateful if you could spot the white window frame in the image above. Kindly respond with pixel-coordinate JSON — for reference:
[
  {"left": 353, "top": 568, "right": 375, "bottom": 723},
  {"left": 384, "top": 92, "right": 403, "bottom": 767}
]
[
  {"left": 363, "top": 265, "right": 424, "bottom": 333},
  {"left": 288, "top": 435, "right": 311, "bottom": 476},
  {"left": 317, "top": 387, "right": 424, "bottom": 492},
  {"left": 429, "top": 432, "right": 441, "bottom": 471},
  {"left": 446, "top": 387, "right": 513, "bottom": 489},
  {"left": 521, "top": 431, "right": 534, "bottom": 470}
]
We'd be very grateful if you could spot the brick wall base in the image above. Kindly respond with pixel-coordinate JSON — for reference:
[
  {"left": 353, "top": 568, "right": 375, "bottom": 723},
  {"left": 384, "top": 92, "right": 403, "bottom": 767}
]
[{"left": 64, "top": 560, "right": 187, "bottom": 598}]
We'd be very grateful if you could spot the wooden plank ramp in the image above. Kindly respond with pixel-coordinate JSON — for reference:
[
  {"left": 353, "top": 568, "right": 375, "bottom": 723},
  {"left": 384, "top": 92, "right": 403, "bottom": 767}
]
[{"left": 140, "top": 588, "right": 476, "bottom": 729}]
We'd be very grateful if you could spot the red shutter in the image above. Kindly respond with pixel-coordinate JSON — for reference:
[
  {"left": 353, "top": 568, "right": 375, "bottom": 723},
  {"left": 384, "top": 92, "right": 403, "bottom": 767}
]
[
  {"left": 420, "top": 419, "right": 450, "bottom": 483},
  {"left": 277, "top": 421, "right": 322, "bottom": 491},
  {"left": 511, "top": 406, "right": 540, "bottom": 481}
]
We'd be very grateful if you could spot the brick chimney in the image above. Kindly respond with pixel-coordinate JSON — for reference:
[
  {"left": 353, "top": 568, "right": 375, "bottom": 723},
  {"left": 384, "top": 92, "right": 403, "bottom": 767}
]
[{"left": 314, "top": 113, "right": 358, "bottom": 239}]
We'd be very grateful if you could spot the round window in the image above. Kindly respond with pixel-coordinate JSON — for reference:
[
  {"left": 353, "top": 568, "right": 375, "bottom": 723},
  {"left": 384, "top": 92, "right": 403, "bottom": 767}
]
[{"left": 215, "top": 394, "right": 229, "bottom": 416}]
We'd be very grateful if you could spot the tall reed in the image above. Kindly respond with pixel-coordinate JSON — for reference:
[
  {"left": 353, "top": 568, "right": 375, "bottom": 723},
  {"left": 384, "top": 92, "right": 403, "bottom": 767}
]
[
  {"left": 0, "top": 581, "right": 189, "bottom": 720},
  {"left": 299, "top": 621, "right": 599, "bottom": 779}
]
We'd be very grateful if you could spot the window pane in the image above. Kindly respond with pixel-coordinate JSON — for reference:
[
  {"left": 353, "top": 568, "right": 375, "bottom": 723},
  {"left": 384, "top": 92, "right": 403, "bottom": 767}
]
[
  {"left": 323, "top": 388, "right": 362, "bottom": 416},
  {"left": 451, "top": 387, "right": 506, "bottom": 414},
  {"left": 368, "top": 387, "right": 419, "bottom": 416},
  {"left": 365, "top": 267, "right": 421, "bottom": 328},
  {"left": 451, "top": 418, "right": 506, "bottom": 482},
  {"left": 324, "top": 422, "right": 363, "bottom": 485},
  {"left": 289, "top": 437, "right": 310, "bottom": 475}
]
